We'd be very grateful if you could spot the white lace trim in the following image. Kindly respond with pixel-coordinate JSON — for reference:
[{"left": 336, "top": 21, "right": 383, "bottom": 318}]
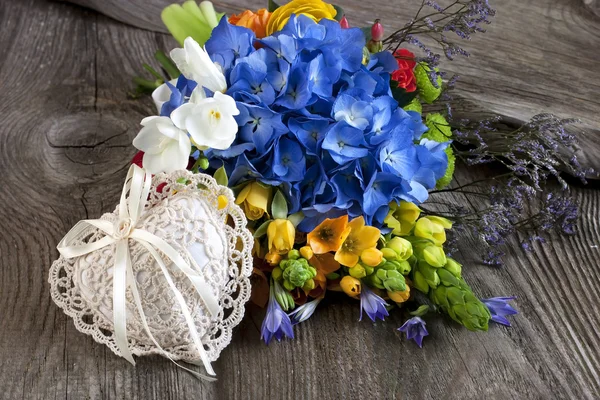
[{"left": 49, "top": 170, "right": 253, "bottom": 363}]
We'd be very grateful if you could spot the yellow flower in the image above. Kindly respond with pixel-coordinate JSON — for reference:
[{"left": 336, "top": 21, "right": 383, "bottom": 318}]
[
  {"left": 384, "top": 201, "right": 421, "bottom": 236},
  {"left": 307, "top": 215, "right": 351, "bottom": 254},
  {"left": 235, "top": 181, "right": 272, "bottom": 221},
  {"left": 360, "top": 248, "right": 383, "bottom": 267},
  {"left": 265, "top": 251, "right": 282, "bottom": 266},
  {"left": 265, "top": 0, "right": 337, "bottom": 36},
  {"left": 414, "top": 216, "right": 452, "bottom": 246},
  {"left": 388, "top": 286, "right": 410, "bottom": 303},
  {"left": 299, "top": 245, "right": 314, "bottom": 260},
  {"left": 267, "top": 219, "right": 295, "bottom": 255},
  {"left": 229, "top": 9, "right": 271, "bottom": 38},
  {"left": 340, "top": 276, "right": 361, "bottom": 298},
  {"left": 335, "top": 216, "right": 381, "bottom": 267}
]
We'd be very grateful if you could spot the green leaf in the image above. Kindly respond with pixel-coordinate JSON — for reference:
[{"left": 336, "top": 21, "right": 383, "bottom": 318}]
[
  {"left": 161, "top": 3, "right": 213, "bottom": 46},
  {"left": 182, "top": 0, "right": 208, "bottom": 25},
  {"left": 142, "top": 63, "right": 164, "bottom": 80},
  {"left": 333, "top": 5, "right": 344, "bottom": 21},
  {"left": 214, "top": 165, "right": 228, "bottom": 186},
  {"left": 154, "top": 50, "right": 180, "bottom": 80},
  {"left": 254, "top": 220, "right": 272, "bottom": 238},
  {"left": 287, "top": 211, "right": 304, "bottom": 227},
  {"left": 271, "top": 190, "right": 288, "bottom": 220},
  {"left": 409, "top": 304, "right": 430, "bottom": 317},
  {"left": 268, "top": 0, "right": 280, "bottom": 12},
  {"left": 200, "top": 1, "right": 219, "bottom": 27}
]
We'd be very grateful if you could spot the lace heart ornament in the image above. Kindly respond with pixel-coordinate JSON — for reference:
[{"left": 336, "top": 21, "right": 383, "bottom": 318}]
[{"left": 49, "top": 165, "right": 253, "bottom": 379}]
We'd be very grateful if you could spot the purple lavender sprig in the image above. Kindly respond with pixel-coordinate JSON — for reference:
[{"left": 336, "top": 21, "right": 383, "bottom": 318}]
[{"left": 384, "top": 0, "right": 496, "bottom": 68}]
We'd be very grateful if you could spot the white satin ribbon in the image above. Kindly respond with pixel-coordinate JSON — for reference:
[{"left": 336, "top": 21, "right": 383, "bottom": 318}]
[{"left": 57, "top": 164, "right": 219, "bottom": 380}]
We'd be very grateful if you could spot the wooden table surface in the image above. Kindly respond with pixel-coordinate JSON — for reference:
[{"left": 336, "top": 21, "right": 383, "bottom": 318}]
[{"left": 1, "top": 0, "right": 599, "bottom": 398}]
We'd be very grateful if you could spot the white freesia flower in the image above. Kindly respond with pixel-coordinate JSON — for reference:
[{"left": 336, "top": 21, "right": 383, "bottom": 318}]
[
  {"left": 170, "top": 37, "right": 227, "bottom": 94},
  {"left": 132, "top": 116, "right": 191, "bottom": 174},
  {"left": 151, "top": 79, "right": 178, "bottom": 114},
  {"left": 171, "top": 89, "right": 240, "bottom": 150}
]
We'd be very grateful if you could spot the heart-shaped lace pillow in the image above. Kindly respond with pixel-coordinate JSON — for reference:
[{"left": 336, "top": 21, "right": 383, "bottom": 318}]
[{"left": 49, "top": 168, "right": 253, "bottom": 371}]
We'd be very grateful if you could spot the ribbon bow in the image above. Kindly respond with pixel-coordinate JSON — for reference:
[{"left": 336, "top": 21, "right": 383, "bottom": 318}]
[{"left": 58, "top": 165, "right": 219, "bottom": 380}]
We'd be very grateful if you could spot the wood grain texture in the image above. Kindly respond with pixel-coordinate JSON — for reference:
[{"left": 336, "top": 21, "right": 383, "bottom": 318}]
[{"left": 0, "top": 0, "right": 598, "bottom": 399}]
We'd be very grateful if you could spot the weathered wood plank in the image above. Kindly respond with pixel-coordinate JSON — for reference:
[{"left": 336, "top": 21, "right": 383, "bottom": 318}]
[{"left": 0, "top": 0, "right": 599, "bottom": 399}]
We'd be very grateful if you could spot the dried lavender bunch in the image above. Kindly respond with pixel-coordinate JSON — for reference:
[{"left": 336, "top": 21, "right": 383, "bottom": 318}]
[
  {"left": 383, "top": 0, "right": 496, "bottom": 68},
  {"left": 453, "top": 114, "right": 595, "bottom": 188}
]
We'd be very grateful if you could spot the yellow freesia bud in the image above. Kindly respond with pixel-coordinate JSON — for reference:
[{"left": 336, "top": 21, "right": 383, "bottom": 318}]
[
  {"left": 384, "top": 201, "right": 421, "bottom": 236},
  {"left": 414, "top": 217, "right": 447, "bottom": 246},
  {"left": 267, "top": 219, "right": 295, "bottom": 255},
  {"left": 265, "top": 252, "right": 282, "bottom": 266},
  {"left": 423, "top": 245, "right": 447, "bottom": 267},
  {"left": 360, "top": 248, "right": 383, "bottom": 267},
  {"left": 299, "top": 245, "right": 314, "bottom": 260},
  {"left": 235, "top": 181, "right": 272, "bottom": 221},
  {"left": 340, "top": 275, "right": 361, "bottom": 298},
  {"left": 386, "top": 237, "right": 413, "bottom": 261},
  {"left": 265, "top": 0, "right": 337, "bottom": 36},
  {"left": 388, "top": 286, "right": 410, "bottom": 303}
]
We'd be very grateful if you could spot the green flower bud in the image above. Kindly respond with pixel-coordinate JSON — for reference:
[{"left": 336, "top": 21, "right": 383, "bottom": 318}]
[
  {"left": 364, "top": 265, "right": 375, "bottom": 276},
  {"left": 414, "top": 62, "right": 442, "bottom": 104},
  {"left": 374, "top": 269, "right": 406, "bottom": 292},
  {"left": 396, "top": 260, "right": 411, "bottom": 275},
  {"left": 271, "top": 267, "right": 283, "bottom": 281},
  {"left": 423, "top": 245, "right": 447, "bottom": 267},
  {"left": 418, "top": 261, "right": 440, "bottom": 288},
  {"left": 279, "top": 260, "right": 290, "bottom": 270},
  {"left": 282, "top": 259, "right": 317, "bottom": 288},
  {"left": 412, "top": 271, "right": 429, "bottom": 294},
  {"left": 436, "top": 147, "right": 455, "bottom": 189},
  {"left": 349, "top": 264, "right": 367, "bottom": 279},
  {"left": 381, "top": 247, "right": 398, "bottom": 261},
  {"left": 283, "top": 280, "right": 295, "bottom": 291},
  {"left": 303, "top": 278, "right": 316, "bottom": 292},
  {"left": 287, "top": 249, "right": 300, "bottom": 260},
  {"left": 444, "top": 257, "right": 462, "bottom": 278},
  {"left": 386, "top": 237, "right": 413, "bottom": 261}
]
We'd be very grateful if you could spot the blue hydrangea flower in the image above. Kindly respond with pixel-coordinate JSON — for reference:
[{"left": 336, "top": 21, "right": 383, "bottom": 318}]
[
  {"left": 261, "top": 282, "right": 294, "bottom": 345},
  {"left": 398, "top": 317, "right": 429, "bottom": 348},
  {"left": 205, "top": 17, "right": 255, "bottom": 71},
  {"left": 360, "top": 285, "right": 389, "bottom": 322},
  {"left": 482, "top": 296, "right": 518, "bottom": 326},
  {"left": 196, "top": 16, "right": 449, "bottom": 230},
  {"left": 322, "top": 122, "right": 369, "bottom": 164}
]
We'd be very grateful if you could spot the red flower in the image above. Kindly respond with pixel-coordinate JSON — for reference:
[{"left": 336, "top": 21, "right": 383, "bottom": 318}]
[
  {"left": 391, "top": 49, "right": 417, "bottom": 93},
  {"left": 131, "top": 151, "right": 144, "bottom": 168}
]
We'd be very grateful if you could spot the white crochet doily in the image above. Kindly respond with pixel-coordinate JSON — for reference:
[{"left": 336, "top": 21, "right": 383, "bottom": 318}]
[{"left": 49, "top": 170, "right": 253, "bottom": 363}]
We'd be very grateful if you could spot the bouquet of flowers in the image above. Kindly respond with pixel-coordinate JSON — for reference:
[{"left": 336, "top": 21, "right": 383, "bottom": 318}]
[{"left": 130, "top": 0, "right": 591, "bottom": 351}]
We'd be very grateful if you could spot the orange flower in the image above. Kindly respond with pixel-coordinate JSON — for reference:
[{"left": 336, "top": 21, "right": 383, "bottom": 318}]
[
  {"left": 307, "top": 215, "right": 351, "bottom": 254},
  {"left": 229, "top": 9, "right": 271, "bottom": 39},
  {"left": 334, "top": 217, "right": 381, "bottom": 267}
]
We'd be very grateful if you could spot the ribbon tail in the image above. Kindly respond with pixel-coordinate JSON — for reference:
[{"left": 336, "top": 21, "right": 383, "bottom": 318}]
[
  {"left": 113, "top": 240, "right": 135, "bottom": 366},
  {"left": 137, "top": 240, "right": 216, "bottom": 376},
  {"left": 125, "top": 250, "right": 216, "bottom": 381}
]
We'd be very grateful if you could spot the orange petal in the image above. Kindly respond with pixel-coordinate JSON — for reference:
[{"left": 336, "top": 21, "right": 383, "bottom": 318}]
[{"left": 310, "top": 253, "right": 341, "bottom": 275}]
